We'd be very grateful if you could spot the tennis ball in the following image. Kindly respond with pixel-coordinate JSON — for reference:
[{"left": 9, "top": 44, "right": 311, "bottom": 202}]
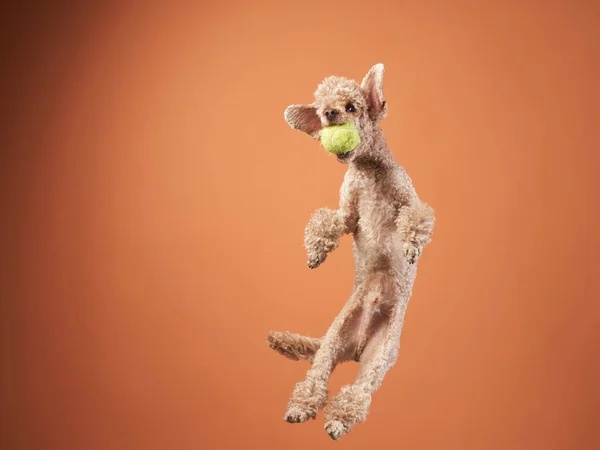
[{"left": 319, "top": 122, "right": 360, "bottom": 155}]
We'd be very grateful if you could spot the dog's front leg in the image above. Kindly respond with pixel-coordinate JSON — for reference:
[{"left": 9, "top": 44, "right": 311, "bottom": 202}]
[
  {"left": 396, "top": 201, "right": 435, "bottom": 264},
  {"left": 304, "top": 177, "right": 358, "bottom": 269},
  {"left": 304, "top": 208, "right": 345, "bottom": 268}
]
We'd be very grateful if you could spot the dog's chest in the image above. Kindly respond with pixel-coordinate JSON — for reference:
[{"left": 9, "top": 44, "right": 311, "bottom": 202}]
[{"left": 356, "top": 176, "right": 396, "bottom": 234}]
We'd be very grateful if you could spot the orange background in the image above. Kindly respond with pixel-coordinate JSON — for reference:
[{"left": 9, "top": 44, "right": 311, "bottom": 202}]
[{"left": 2, "top": 1, "right": 599, "bottom": 449}]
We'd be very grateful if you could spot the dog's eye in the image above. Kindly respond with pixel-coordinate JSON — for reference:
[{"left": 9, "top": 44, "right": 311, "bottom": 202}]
[{"left": 345, "top": 103, "right": 356, "bottom": 113}]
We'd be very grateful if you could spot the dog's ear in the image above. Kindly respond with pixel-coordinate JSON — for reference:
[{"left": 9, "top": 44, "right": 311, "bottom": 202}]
[
  {"left": 361, "top": 63, "right": 388, "bottom": 121},
  {"left": 284, "top": 104, "right": 322, "bottom": 138}
]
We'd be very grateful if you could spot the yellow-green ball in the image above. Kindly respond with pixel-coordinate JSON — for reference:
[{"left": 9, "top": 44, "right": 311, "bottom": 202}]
[{"left": 319, "top": 122, "right": 360, "bottom": 155}]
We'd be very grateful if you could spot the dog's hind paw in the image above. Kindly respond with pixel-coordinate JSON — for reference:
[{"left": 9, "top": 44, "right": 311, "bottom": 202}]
[
  {"left": 284, "top": 405, "right": 314, "bottom": 423},
  {"left": 325, "top": 420, "right": 347, "bottom": 440},
  {"left": 285, "top": 378, "right": 326, "bottom": 423}
]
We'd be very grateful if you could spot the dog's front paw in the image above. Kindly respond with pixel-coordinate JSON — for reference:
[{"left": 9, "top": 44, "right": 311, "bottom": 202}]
[
  {"left": 304, "top": 231, "right": 339, "bottom": 270},
  {"left": 306, "top": 241, "right": 331, "bottom": 269},
  {"left": 307, "top": 249, "right": 327, "bottom": 269},
  {"left": 403, "top": 242, "right": 422, "bottom": 264}
]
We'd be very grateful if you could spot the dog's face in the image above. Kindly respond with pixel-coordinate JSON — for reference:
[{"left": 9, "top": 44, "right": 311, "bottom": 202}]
[{"left": 284, "top": 64, "right": 388, "bottom": 164}]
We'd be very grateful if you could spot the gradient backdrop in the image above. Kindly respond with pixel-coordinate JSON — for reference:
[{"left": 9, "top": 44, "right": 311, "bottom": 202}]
[{"left": 2, "top": 1, "right": 599, "bottom": 449}]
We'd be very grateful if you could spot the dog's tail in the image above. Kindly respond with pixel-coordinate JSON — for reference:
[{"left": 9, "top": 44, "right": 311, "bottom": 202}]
[{"left": 267, "top": 331, "right": 322, "bottom": 362}]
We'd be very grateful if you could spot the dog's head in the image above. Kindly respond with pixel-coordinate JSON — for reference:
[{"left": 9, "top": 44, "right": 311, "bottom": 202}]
[{"left": 284, "top": 64, "right": 388, "bottom": 164}]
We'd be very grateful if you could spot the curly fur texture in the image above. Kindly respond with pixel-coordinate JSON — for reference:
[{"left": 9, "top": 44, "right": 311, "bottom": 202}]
[
  {"left": 304, "top": 208, "right": 346, "bottom": 268},
  {"left": 267, "top": 331, "right": 322, "bottom": 363},
  {"left": 268, "top": 64, "right": 435, "bottom": 440}
]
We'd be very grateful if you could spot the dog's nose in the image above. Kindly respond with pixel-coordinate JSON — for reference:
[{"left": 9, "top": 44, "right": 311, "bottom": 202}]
[{"left": 324, "top": 109, "right": 339, "bottom": 118}]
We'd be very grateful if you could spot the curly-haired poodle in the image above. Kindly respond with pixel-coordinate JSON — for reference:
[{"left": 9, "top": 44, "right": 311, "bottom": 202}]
[{"left": 267, "top": 64, "right": 435, "bottom": 440}]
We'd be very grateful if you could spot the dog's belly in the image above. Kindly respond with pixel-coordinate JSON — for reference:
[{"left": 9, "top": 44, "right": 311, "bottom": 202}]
[
  {"left": 354, "top": 187, "right": 403, "bottom": 268},
  {"left": 347, "top": 270, "right": 398, "bottom": 358},
  {"left": 348, "top": 185, "right": 413, "bottom": 358},
  {"left": 351, "top": 312, "right": 385, "bottom": 359},
  {"left": 354, "top": 228, "right": 404, "bottom": 271}
]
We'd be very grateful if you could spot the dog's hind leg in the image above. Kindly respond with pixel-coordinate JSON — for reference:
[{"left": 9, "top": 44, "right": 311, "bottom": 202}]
[
  {"left": 324, "top": 281, "right": 410, "bottom": 439},
  {"left": 284, "top": 291, "right": 363, "bottom": 424}
]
